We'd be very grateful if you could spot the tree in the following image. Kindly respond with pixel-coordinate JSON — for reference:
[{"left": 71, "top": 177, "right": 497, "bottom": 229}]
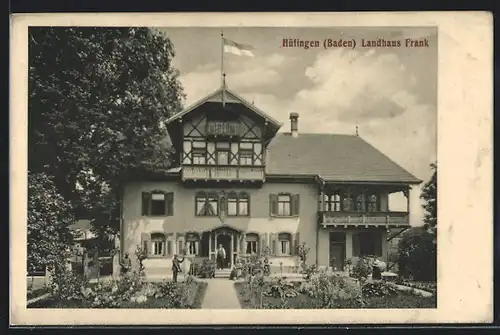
[
  {"left": 28, "top": 27, "right": 184, "bottom": 236},
  {"left": 28, "top": 172, "right": 75, "bottom": 274},
  {"left": 420, "top": 162, "right": 437, "bottom": 236}
]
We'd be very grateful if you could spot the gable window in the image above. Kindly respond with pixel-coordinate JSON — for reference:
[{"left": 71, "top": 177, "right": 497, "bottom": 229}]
[
  {"left": 355, "top": 193, "right": 365, "bottom": 212},
  {"left": 270, "top": 193, "right": 300, "bottom": 217},
  {"left": 342, "top": 192, "right": 354, "bottom": 212},
  {"left": 239, "top": 150, "right": 253, "bottom": 166},
  {"left": 195, "top": 191, "right": 218, "bottom": 216},
  {"left": 216, "top": 142, "right": 230, "bottom": 165},
  {"left": 227, "top": 192, "right": 250, "bottom": 216},
  {"left": 192, "top": 148, "right": 206, "bottom": 165},
  {"left": 367, "top": 194, "right": 379, "bottom": 212},
  {"left": 327, "top": 192, "right": 341, "bottom": 211},
  {"left": 141, "top": 191, "right": 174, "bottom": 216},
  {"left": 246, "top": 233, "right": 259, "bottom": 254},
  {"left": 151, "top": 233, "right": 166, "bottom": 256}
]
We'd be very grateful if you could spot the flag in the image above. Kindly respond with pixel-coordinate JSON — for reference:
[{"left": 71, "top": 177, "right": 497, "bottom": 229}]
[{"left": 223, "top": 38, "right": 255, "bottom": 57}]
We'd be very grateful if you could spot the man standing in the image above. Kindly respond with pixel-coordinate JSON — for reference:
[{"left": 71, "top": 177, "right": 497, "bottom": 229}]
[
  {"left": 216, "top": 244, "right": 226, "bottom": 270},
  {"left": 172, "top": 254, "right": 184, "bottom": 283}
]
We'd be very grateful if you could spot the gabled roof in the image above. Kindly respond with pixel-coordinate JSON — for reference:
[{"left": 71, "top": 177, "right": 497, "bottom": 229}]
[
  {"left": 267, "top": 133, "right": 422, "bottom": 184},
  {"left": 165, "top": 87, "right": 283, "bottom": 128}
]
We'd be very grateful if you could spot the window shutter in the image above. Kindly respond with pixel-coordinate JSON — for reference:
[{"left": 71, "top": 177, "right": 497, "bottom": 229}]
[
  {"left": 293, "top": 232, "right": 300, "bottom": 255},
  {"left": 166, "top": 192, "right": 174, "bottom": 216},
  {"left": 352, "top": 233, "right": 360, "bottom": 257},
  {"left": 141, "top": 233, "right": 151, "bottom": 257},
  {"left": 260, "top": 233, "right": 267, "bottom": 253},
  {"left": 271, "top": 233, "right": 278, "bottom": 255},
  {"left": 269, "top": 194, "right": 278, "bottom": 216},
  {"left": 291, "top": 194, "right": 300, "bottom": 216},
  {"left": 167, "top": 240, "right": 172, "bottom": 256},
  {"left": 141, "top": 192, "right": 151, "bottom": 216}
]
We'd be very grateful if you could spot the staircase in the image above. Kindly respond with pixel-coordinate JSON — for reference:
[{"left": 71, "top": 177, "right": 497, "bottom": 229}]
[{"left": 214, "top": 269, "right": 231, "bottom": 279}]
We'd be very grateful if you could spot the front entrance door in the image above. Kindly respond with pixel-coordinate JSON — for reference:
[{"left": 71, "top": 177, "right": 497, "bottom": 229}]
[{"left": 216, "top": 234, "right": 231, "bottom": 269}]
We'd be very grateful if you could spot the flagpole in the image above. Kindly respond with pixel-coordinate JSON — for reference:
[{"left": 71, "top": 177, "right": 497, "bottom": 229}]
[{"left": 221, "top": 30, "right": 226, "bottom": 108}]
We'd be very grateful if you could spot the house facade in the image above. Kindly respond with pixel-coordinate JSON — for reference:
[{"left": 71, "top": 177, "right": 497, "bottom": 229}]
[{"left": 120, "top": 86, "right": 421, "bottom": 275}]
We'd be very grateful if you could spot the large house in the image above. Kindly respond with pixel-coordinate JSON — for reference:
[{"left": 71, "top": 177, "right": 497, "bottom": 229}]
[{"left": 119, "top": 85, "right": 421, "bottom": 276}]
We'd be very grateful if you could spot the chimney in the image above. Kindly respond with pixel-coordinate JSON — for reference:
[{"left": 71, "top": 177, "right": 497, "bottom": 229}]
[{"left": 290, "top": 112, "right": 299, "bottom": 137}]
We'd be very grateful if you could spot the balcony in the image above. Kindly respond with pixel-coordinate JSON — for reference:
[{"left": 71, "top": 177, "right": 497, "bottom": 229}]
[
  {"left": 182, "top": 165, "right": 265, "bottom": 182},
  {"left": 319, "top": 211, "right": 410, "bottom": 228}
]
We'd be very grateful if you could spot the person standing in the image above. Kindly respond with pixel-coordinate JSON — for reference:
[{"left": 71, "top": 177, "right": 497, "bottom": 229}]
[
  {"left": 216, "top": 244, "right": 226, "bottom": 270},
  {"left": 172, "top": 254, "right": 184, "bottom": 283}
]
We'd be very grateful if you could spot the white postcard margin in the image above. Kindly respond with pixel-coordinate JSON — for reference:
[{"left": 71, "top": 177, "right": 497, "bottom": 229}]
[{"left": 10, "top": 12, "right": 493, "bottom": 325}]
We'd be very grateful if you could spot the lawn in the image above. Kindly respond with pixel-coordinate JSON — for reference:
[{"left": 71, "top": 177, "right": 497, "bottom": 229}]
[
  {"left": 234, "top": 281, "right": 437, "bottom": 309},
  {"left": 28, "top": 281, "right": 208, "bottom": 309}
]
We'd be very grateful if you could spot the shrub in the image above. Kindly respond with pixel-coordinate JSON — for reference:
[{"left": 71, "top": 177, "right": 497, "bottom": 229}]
[
  {"left": 264, "top": 278, "right": 298, "bottom": 299},
  {"left": 197, "top": 259, "right": 215, "bottom": 278},
  {"left": 49, "top": 265, "right": 89, "bottom": 302},
  {"left": 361, "top": 280, "right": 399, "bottom": 298},
  {"left": 300, "top": 264, "right": 317, "bottom": 280},
  {"left": 351, "top": 256, "right": 375, "bottom": 281},
  {"left": 305, "top": 273, "right": 363, "bottom": 308},
  {"left": 398, "top": 229, "right": 437, "bottom": 281}
]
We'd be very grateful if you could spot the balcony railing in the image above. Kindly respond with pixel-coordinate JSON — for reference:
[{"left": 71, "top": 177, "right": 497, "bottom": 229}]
[
  {"left": 182, "top": 165, "right": 265, "bottom": 182},
  {"left": 319, "top": 211, "right": 409, "bottom": 227}
]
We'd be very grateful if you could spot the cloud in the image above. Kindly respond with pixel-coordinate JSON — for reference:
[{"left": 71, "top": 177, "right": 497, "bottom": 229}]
[{"left": 178, "top": 47, "right": 436, "bottom": 225}]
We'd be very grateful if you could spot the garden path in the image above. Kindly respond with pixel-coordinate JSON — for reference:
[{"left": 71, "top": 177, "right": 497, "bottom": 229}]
[{"left": 201, "top": 279, "right": 241, "bottom": 309}]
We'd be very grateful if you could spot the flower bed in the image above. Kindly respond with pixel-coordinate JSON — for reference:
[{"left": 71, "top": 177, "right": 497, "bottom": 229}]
[
  {"left": 28, "top": 272, "right": 208, "bottom": 309},
  {"left": 234, "top": 274, "right": 437, "bottom": 309}
]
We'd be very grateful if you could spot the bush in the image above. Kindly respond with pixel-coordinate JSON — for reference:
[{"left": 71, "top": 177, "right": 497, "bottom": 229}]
[
  {"left": 362, "top": 280, "right": 399, "bottom": 298},
  {"left": 351, "top": 256, "right": 375, "bottom": 281},
  {"left": 264, "top": 278, "right": 298, "bottom": 299},
  {"left": 197, "top": 259, "right": 215, "bottom": 278},
  {"left": 304, "top": 273, "right": 363, "bottom": 308},
  {"left": 49, "top": 266, "right": 89, "bottom": 302},
  {"left": 398, "top": 230, "right": 437, "bottom": 281}
]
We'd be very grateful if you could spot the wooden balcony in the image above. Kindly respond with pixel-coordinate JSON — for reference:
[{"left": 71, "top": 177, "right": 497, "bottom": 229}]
[
  {"left": 319, "top": 211, "right": 410, "bottom": 228},
  {"left": 181, "top": 165, "right": 265, "bottom": 182}
]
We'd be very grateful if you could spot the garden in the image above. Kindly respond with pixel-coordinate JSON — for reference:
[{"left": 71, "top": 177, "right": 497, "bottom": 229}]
[{"left": 233, "top": 242, "right": 437, "bottom": 309}]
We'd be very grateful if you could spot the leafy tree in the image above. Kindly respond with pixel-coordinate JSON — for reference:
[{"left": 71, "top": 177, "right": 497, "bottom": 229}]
[
  {"left": 28, "top": 172, "right": 74, "bottom": 274},
  {"left": 420, "top": 162, "right": 437, "bottom": 236},
  {"left": 28, "top": 27, "right": 184, "bottom": 237}
]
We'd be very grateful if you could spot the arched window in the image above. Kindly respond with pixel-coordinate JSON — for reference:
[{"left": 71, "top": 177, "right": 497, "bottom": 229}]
[
  {"left": 246, "top": 233, "right": 259, "bottom": 254},
  {"left": 278, "top": 233, "right": 292, "bottom": 256},
  {"left": 367, "top": 194, "right": 379, "bottom": 212},
  {"left": 151, "top": 233, "right": 166, "bottom": 256}
]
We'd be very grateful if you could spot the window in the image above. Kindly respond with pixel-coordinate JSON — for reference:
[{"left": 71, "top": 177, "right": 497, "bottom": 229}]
[
  {"left": 342, "top": 192, "right": 354, "bottom": 211},
  {"left": 151, "top": 233, "right": 166, "bottom": 256},
  {"left": 239, "top": 150, "right": 253, "bottom": 165},
  {"left": 277, "top": 195, "right": 291, "bottom": 216},
  {"left": 216, "top": 142, "right": 230, "bottom": 165},
  {"left": 355, "top": 193, "right": 365, "bottom": 212},
  {"left": 142, "top": 191, "right": 174, "bottom": 216},
  {"left": 186, "top": 233, "right": 199, "bottom": 256},
  {"left": 328, "top": 192, "right": 341, "bottom": 211},
  {"left": 192, "top": 148, "right": 206, "bottom": 164},
  {"left": 278, "top": 233, "right": 292, "bottom": 255},
  {"left": 246, "top": 233, "right": 259, "bottom": 254},
  {"left": 195, "top": 191, "right": 218, "bottom": 216},
  {"left": 270, "top": 193, "right": 300, "bottom": 217},
  {"left": 353, "top": 231, "right": 382, "bottom": 257},
  {"left": 227, "top": 192, "right": 250, "bottom": 216},
  {"left": 367, "top": 194, "right": 379, "bottom": 212}
]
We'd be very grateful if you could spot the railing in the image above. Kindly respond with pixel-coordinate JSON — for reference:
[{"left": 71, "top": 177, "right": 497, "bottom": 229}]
[
  {"left": 319, "top": 211, "right": 409, "bottom": 227},
  {"left": 182, "top": 165, "right": 265, "bottom": 181}
]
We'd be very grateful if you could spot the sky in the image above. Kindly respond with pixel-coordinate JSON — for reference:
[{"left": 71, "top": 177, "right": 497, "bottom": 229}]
[{"left": 159, "top": 27, "right": 437, "bottom": 226}]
